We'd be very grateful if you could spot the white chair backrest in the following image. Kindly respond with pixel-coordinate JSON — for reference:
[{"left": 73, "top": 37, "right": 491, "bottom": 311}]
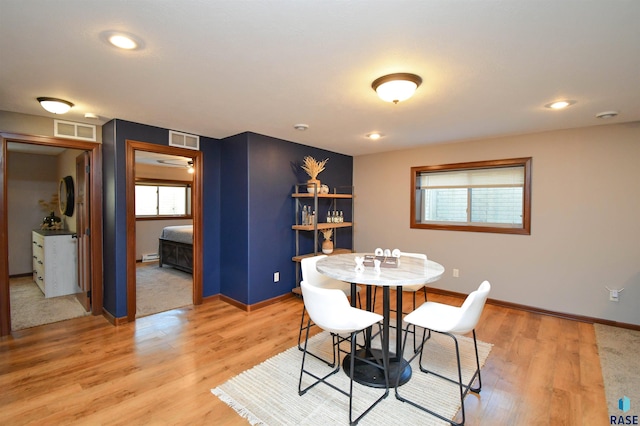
[
  {"left": 452, "top": 280, "right": 491, "bottom": 334},
  {"left": 301, "top": 255, "right": 335, "bottom": 288},
  {"left": 300, "top": 280, "right": 353, "bottom": 333}
]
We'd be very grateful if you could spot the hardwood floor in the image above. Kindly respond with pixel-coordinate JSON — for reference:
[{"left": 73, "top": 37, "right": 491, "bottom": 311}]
[{"left": 0, "top": 291, "right": 608, "bottom": 425}]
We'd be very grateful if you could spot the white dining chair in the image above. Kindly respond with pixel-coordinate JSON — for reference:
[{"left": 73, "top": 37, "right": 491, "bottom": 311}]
[
  {"left": 297, "top": 255, "right": 361, "bottom": 366},
  {"left": 372, "top": 252, "right": 429, "bottom": 352},
  {"left": 298, "top": 280, "right": 389, "bottom": 425},
  {"left": 394, "top": 280, "right": 491, "bottom": 426}
]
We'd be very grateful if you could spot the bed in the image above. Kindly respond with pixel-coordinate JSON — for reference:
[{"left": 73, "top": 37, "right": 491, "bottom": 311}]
[{"left": 158, "top": 225, "right": 193, "bottom": 274}]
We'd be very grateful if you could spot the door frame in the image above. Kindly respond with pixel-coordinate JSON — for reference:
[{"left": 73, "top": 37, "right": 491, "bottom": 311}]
[
  {"left": 125, "top": 140, "right": 203, "bottom": 322},
  {"left": 0, "top": 132, "right": 104, "bottom": 336}
]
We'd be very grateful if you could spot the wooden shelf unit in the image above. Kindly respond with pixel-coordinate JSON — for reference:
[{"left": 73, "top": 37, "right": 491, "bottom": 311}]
[{"left": 291, "top": 184, "right": 354, "bottom": 292}]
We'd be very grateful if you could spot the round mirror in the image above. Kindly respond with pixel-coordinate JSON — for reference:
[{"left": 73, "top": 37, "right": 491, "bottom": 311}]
[{"left": 58, "top": 175, "right": 75, "bottom": 217}]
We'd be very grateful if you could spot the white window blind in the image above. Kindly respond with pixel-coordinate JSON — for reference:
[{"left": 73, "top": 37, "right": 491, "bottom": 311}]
[{"left": 416, "top": 165, "right": 525, "bottom": 227}]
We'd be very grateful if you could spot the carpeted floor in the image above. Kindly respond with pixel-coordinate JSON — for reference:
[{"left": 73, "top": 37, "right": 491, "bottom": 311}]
[
  {"left": 136, "top": 262, "right": 192, "bottom": 318},
  {"left": 213, "top": 330, "right": 492, "bottom": 425},
  {"left": 9, "top": 277, "right": 89, "bottom": 331},
  {"left": 594, "top": 324, "right": 640, "bottom": 416},
  {"left": 9, "top": 262, "right": 192, "bottom": 330}
]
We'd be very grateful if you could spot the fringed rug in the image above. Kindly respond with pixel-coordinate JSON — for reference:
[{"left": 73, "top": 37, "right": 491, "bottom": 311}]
[{"left": 212, "top": 330, "right": 492, "bottom": 425}]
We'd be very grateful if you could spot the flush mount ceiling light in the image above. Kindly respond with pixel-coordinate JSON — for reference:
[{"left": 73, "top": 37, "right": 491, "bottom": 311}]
[
  {"left": 544, "top": 100, "right": 576, "bottom": 110},
  {"left": 372, "top": 73, "right": 422, "bottom": 104},
  {"left": 294, "top": 124, "right": 309, "bottom": 131},
  {"left": 37, "top": 97, "right": 74, "bottom": 114},
  {"left": 366, "top": 132, "right": 383, "bottom": 140},
  {"left": 187, "top": 161, "right": 195, "bottom": 174},
  {"left": 101, "top": 30, "right": 144, "bottom": 50}
]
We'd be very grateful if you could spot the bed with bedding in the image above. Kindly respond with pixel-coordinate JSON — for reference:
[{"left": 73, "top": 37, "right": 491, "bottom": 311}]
[{"left": 159, "top": 225, "right": 193, "bottom": 274}]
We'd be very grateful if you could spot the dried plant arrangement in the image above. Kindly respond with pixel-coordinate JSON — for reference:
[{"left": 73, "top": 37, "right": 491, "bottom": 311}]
[
  {"left": 38, "top": 194, "right": 59, "bottom": 213},
  {"left": 301, "top": 156, "right": 328, "bottom": 180},
  {"left": 320, "top": 228, "right": 333, "bottom": 241}
]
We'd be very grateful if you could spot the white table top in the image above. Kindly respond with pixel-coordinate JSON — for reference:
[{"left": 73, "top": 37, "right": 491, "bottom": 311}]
[{"left": 316, "top": 253, "right": 445, "bottom": 287}]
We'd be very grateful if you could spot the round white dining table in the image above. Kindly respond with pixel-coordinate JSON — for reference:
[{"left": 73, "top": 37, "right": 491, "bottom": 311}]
[{"left": 316, "top": 253, "right": 445, "bottom": 388}]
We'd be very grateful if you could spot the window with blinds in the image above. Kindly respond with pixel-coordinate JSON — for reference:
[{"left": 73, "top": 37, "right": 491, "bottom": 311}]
[
  {"left": 411, "top": 158, "right": 531, "bottom": 234},
  {"left": 135, "top": 181, "right": 192, "bottom": 218}
]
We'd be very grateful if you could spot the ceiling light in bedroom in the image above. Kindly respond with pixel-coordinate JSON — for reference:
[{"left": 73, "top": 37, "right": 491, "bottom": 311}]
[
  {"left": 367, "top": 132, "right": 383, "bottom": 140},
  {"left": 187, "top": 161, "right": 195, "bottom": 174},
  {"left": 372, "top": 73, "right": 422, "bottom": 104},
  {"left": 37, "top": 97, "right": 74, "bottom": 114}
]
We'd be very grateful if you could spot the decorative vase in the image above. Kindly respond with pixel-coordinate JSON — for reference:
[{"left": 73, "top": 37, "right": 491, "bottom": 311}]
[
  {"left": 307, "top": 178, "right": 321, "bottom": 194},
  {"left": 42, "top": 211, "right": 61, "bottom": 228},
  {"left": 322, "top": 239, "right": 334, "bottom": 254}
]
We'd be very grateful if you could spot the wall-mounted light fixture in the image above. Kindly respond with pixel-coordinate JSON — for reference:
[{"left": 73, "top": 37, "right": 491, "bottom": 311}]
[
  {"left": 37, "top": 97, "right": 74, "bottom": 114},
  {"left": 372, "top": 73, "right": 422, "bottom": 104}
]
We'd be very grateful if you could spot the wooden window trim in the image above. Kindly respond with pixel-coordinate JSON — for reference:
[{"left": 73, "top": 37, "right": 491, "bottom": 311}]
[
  {"left": 410, "top": 157, "right": 532, "bottom": 235},
  {"left": 135, "top": 178, "right": 193, "bottom": 219}
]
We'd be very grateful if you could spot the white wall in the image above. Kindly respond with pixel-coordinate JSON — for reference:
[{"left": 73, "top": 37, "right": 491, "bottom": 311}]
[{"left": 354, "top": 122, "right": 640, "bottom": 325}]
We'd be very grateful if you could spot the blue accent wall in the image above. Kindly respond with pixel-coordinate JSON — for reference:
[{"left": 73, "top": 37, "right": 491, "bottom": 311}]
[
  {"left": 102, "top": 121, "right": 352, "bottom": 315},
  {"left": 222, "top": 132, "right": 353, "bottom": 305},
  {"left": 101, "top": 119, "right": 221, "bottom": 317}
]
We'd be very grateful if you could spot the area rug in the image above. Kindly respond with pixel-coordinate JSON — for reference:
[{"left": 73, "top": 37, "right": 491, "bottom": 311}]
[
  {"left": 136, "top": 262, "right": 192, "bottom": 317},
  {"left": 594, "top": 324, "right": 640, "bottom": 415},
  {"left": 212, "top": 330, "right": 492, "bottom": 425},
  {"left": 10, "top": 277, "right": 89, "bottom": 331}
]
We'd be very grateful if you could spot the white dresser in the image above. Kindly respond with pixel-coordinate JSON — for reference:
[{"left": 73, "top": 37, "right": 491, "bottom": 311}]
[{"left": 32, "top": 230, "right": 79, "bottom": 298}]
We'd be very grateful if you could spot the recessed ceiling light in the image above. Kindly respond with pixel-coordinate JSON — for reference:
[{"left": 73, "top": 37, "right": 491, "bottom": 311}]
[
  {"left": 367, "top": 132, "right": 383, "bottom": 140},
  {"left": 544, "top": 100, "right": 576, "bottom": 110},
  {"left": 101, "top": 30, "right": 144, "bottom": 50},
  {"left": 595, "top": 111, "right": 619, "bottom": 119}
]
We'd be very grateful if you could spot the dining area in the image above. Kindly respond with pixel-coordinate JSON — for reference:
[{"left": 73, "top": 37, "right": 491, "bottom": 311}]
[{"left": 297, "top": 251, "right": 491, "bottom": 425}]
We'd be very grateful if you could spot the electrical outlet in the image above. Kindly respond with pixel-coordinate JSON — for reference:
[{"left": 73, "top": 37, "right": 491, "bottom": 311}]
[
  {"left": 273, "top": 272, "right": 280, "bottom": 283},
  {"left": 453, "top": 268, "right": 459, "bottom": 278}
]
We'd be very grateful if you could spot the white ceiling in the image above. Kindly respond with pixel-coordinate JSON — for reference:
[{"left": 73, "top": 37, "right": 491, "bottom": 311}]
[{"left": 1, "top": 1, "right": 638, "bottom": 156}]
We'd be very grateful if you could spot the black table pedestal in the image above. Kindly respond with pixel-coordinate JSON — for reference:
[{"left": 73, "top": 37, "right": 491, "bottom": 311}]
[{"left": 343, "top": 348, "right": 412, "bottom": 388}]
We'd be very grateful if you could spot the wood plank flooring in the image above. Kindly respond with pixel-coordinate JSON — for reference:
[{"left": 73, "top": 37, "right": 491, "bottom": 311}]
[{"left": 0, "top": 291, "right": 609, "bottom": 425}]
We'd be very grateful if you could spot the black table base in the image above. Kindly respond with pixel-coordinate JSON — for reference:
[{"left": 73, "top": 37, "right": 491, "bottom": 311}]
[{"left": 343, "top": 348, "right": 412, "bottom": 388}]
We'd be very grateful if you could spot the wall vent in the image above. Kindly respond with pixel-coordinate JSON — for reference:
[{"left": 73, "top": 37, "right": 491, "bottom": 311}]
[
  {"left": 169, "top": 130, "right": 199, "bottom": 150},
  {"left": 54, "top": 120, "right": 97, "bottom": 141}
]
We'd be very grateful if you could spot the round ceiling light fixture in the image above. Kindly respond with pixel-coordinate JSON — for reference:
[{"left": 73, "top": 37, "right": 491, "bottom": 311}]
[
  {"left": 372, "top": 73, "right": 422, "bottom": 104},
  {"left": 544, "top": 100, "right": 576, "bottom": 110},
  {"left": 101, "top": 30, "right": 144, "bottom": 50},
  {"left": 37, "top": 97, "right": 74, "bottom": 114},
  {"left": 595, "top": 111, "right": 619, "bottom": 119},
  {"left": 366, "top": 132, "right": 383, "bottom": 140},
  {"left": 293, "top": 124, "right": 309, "bottom": 131}
]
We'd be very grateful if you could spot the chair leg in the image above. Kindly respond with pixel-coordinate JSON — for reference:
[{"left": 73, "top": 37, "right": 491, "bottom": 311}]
[
  {"left": 396, "top": 328, "right": 481, "bottom": 426},
  {"left": 349, "top": 323, "right": 389, "bottom": 425},
  {"left": 298, "top": 319, "right": 341, "bottom": 396},
  {"left": 297, "top": 306, "right": 336, "bottom": 367}
]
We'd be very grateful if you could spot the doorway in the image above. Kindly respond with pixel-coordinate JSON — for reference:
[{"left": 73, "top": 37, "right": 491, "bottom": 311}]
[
  {"left": 0, "top": 132, "right": 103, "bottom": 336},
  {"left": 125, "top": 140, "right": 202, "bottom": 322}
]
